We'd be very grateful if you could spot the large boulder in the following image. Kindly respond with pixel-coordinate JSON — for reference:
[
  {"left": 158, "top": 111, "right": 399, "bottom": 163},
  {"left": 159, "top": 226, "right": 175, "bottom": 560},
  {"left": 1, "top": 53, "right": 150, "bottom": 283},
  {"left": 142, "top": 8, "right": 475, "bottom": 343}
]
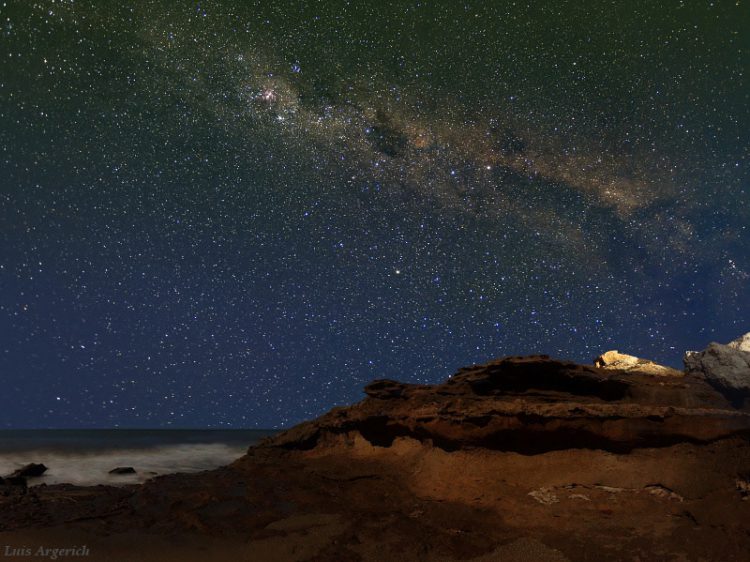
[
  {"left": 685, "top": 333, "right": 750, "bottom": 407},
  {"left": 594, "top": 350, "right": 683, "bottom": 376}
]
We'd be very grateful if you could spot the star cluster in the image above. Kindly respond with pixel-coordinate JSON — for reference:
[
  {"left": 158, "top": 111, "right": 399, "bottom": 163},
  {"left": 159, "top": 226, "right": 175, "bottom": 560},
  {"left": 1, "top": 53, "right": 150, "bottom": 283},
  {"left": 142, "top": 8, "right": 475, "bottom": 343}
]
[{"left": 1, "top": 1, "right": 747, "bottom": 428}]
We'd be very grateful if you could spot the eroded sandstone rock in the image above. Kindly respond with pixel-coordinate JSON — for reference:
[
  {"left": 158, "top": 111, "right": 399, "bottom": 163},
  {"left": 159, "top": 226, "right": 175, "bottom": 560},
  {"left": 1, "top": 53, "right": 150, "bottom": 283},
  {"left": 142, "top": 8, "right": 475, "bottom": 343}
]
[{"left": 265, "top": 355, "right": 748, "bottom": 455}]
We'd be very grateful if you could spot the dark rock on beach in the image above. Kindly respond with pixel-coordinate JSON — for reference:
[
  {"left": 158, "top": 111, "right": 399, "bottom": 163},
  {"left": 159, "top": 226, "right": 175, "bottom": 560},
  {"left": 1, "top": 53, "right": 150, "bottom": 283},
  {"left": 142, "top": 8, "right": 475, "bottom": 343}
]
[
  {"left": 9, "top": 463, "right": 47, "bottom": 478},
  {"left": 108, "top": 467, "right": 136, "bottom": 475},
  {"left": 4, "top": 477, "right": 28, "bottom": 487},
  {"left": 1, "top": 476, "right": 28, "bottom": 496}
]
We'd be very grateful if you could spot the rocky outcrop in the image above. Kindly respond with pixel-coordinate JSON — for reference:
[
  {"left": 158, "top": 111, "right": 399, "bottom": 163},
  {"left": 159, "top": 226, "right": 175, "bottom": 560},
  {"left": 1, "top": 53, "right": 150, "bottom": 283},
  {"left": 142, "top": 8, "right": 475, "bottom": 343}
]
[
  {"left": 685, "top": 333, "right": 750, "bottom": 407},
  {"left": 594, "top": 350, "right": 684, "bottom": 376},
  {"left": 265, "top": 355, "right": 747, "bottom": 455},
  {"left": 1, "top": 354, "right": 749, "bottom": 561}
]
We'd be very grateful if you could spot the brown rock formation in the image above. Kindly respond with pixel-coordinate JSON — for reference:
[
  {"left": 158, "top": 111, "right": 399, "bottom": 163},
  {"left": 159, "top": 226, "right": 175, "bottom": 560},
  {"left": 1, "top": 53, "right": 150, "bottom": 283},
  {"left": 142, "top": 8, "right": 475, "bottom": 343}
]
[
  {"left": 269, "top": 355, "right": 743, "bottom": 455},
  {"left": 1, "top": 355, "right": 749, "bottom": 561}
]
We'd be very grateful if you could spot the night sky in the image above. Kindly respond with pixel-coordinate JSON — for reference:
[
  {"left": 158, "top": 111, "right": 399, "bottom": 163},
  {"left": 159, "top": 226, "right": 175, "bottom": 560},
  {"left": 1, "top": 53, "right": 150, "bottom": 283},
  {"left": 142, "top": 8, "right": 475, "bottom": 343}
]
[{"left": 1, "top": 1, "right": 748, "bottom": 428}]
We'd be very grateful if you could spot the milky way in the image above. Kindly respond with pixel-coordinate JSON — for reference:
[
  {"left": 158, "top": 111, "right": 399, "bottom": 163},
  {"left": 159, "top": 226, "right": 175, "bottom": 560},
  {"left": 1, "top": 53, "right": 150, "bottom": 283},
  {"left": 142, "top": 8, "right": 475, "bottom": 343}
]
[{"left": 1, "top": 1, "right": 748, "bottom": 427}]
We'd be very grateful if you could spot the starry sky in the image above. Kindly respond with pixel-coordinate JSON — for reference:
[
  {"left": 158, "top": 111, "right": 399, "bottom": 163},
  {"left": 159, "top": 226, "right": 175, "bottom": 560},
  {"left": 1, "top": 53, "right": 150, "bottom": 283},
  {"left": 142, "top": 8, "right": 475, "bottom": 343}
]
[{"left": 1, "top": 1, "right": 748, "bottom": 428}]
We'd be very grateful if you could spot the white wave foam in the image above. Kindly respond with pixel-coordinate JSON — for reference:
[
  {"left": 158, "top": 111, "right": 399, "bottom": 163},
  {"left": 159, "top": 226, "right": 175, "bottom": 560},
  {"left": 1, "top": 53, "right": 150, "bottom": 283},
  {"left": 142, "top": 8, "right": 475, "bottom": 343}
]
[{"left": 0, "top": 443, "right": 248, "bottom": 486}]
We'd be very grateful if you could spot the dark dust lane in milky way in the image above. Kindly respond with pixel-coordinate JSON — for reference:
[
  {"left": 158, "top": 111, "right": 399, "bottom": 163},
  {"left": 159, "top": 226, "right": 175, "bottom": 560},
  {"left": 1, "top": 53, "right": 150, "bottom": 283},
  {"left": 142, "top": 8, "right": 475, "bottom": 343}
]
[{"left": 0, "top": 1, "right": 747, "bottom": 428}]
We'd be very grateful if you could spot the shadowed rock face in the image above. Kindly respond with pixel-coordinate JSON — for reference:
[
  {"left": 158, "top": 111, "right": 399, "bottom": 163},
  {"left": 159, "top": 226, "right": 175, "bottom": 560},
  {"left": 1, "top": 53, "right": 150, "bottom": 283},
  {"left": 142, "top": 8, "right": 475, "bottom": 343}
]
[
  {"left": 265, "top": 355, "right": 748, "bottom": 455},
  {"left": 1, "top": 355, "right": 749, "bottom": 562},
  {"left": 685, "top": 333, "right": 750, "bottom": 408}
]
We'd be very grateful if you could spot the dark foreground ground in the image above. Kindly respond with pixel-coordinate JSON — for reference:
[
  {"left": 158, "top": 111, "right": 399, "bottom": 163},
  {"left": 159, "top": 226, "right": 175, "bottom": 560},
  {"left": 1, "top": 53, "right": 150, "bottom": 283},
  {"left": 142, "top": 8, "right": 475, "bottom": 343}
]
[{"left": 2, "top": 356, "right": 749, "bottom": 561}]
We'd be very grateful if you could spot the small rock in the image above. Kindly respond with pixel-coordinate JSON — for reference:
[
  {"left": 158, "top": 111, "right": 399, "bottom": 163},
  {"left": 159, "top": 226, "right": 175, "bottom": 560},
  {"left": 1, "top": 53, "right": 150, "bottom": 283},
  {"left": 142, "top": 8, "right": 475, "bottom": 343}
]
[
  {"left": 737, "top": 478, "right": 750, "bottom": 500},
  {"left": 594, "top": 485, "right": 625, "bottom": 493},
  {"left": 364, "top": 379, "right": 409, "bottom": 399},
  {"left": 1, "top": 476, "right": 28, "bottom": 494},
  {"left": 685, "top": 333, "right": 750, "bottom": 406},
  {"left": 4, "top": 476, "right": 27, "bottom": 487},
  {"left": 529, "top": 487, "right": 559, "bottom": 505},
  {"left": 10, "top": 463, "right": 47, "bottom": 478},
  {"left": 109, "top": 467, "right": 136, "bottom": 475},
  {"left": 645, "top": 484, "right": 684, "bottom": 502}
]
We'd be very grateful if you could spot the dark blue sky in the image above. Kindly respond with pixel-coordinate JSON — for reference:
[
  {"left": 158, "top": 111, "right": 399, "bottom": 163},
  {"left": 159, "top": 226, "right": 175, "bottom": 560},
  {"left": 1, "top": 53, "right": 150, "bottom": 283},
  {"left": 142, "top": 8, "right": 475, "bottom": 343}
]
[{"left": 1, "top": 1, "right": 748, "bottom": 428}]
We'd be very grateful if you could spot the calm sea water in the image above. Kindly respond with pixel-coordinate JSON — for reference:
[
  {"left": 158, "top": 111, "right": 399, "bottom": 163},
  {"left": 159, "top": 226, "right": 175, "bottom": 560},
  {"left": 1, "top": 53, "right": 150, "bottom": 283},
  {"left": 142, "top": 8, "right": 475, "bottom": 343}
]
[{"left": 0, "top": 429, "right": 277, "bottom": 486}]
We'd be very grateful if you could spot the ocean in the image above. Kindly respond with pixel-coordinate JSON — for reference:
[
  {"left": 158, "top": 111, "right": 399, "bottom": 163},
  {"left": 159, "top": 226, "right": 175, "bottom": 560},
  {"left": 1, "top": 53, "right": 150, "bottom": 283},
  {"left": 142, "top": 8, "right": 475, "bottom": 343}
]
[{"left": 0, "top": 429, "right": 277, "bottom": 486}]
